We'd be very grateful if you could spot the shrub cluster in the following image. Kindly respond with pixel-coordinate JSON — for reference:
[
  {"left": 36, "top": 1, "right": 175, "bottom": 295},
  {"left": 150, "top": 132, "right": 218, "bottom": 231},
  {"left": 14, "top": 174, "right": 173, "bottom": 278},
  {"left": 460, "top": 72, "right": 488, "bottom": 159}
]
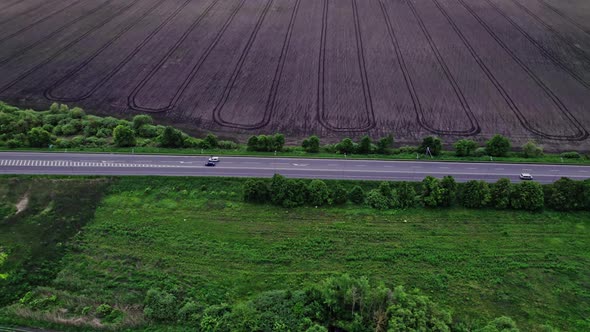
[
  {"left": 244, "top": 175, "right": 590, "bottom": 212},
  {"left": 0, "top": 102, "right": 236, "bottom": 150},
  {"left": 137, "top": 275, "right": 520, "bottom": 332},
  {"left": 246, "top": 134, "right": 285, "bottom": 152}
]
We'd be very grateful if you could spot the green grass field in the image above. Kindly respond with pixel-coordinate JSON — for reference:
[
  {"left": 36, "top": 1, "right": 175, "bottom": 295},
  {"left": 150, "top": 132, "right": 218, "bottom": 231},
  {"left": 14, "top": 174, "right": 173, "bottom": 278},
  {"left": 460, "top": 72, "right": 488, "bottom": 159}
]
[{"left": 1, "top": 176, "right": 589, "bottom": 330}]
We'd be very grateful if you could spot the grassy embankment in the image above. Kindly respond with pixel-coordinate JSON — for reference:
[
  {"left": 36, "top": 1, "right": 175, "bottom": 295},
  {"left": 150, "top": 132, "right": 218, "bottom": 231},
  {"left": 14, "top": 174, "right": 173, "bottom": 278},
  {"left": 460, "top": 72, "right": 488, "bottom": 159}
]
[{"left": 0, "top": 176, "right": 589, "bottom": 331}]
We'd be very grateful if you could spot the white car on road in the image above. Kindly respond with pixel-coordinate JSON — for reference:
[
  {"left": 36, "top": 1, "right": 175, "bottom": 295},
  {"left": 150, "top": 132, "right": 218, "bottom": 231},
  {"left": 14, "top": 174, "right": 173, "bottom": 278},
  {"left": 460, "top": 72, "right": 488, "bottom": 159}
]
[
  {"left": 208, "top": 156, "right": 219, "bottom": 162},
  {"left": 519, "top": 173, "right": 533, "bottom": 180}
]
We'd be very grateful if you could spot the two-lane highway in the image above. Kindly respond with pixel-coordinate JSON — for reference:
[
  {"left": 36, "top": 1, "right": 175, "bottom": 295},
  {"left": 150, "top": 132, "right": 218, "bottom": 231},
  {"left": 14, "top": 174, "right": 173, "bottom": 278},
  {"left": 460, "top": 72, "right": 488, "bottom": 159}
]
[{"left": 2, "top": 152, "right": 590, "bottom": 183}]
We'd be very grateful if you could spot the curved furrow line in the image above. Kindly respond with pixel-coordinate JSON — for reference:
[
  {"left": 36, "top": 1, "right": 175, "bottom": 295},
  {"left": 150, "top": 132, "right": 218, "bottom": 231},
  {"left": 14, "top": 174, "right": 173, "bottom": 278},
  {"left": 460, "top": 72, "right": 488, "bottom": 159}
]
[
  {"left": 0, "top": 0, "right": 64, "bottom": 27},
  {"left": 211, "top": 0, "right": 275, "bottom": 128},
  {"left": 404, "top": 0, "right": 480, "bottom": 136},
  {"left": 351, "top": 0, "right": 376, "bottom": 131},
  {"left": 508, "top": 0, "right": 590, "bottom": 63},
  {"left": 536, "top": 0, "right": 590, "bottom": 36},
  {"left": 212, "top": 0, "right": 301, "bottom": 129},
  {"left": 0, "top": 0, "right": 143, "bottom": 94},
  {"left": 127, "top": 0, "right": 236, "bottom": 113},
  {"left": 44, "top": 0, "right": 191, "bottom": 102},
  {"left": 431, "top": 0, "right": 586, "bottom": 141},
  {"left": 0, "top": 0, "right": 115, "bottom": 66},
  {"left": 455, "top": 0, "right": 588, "bottom": 140},
  {"left": 0, "top": 0, "right": 87, "bottom": 44},
  {"left": 483, "top": 0, "right": 590, "bottom": 90},
  {"left": 316, "top": 0, "right": 376, "bottom": 132}
]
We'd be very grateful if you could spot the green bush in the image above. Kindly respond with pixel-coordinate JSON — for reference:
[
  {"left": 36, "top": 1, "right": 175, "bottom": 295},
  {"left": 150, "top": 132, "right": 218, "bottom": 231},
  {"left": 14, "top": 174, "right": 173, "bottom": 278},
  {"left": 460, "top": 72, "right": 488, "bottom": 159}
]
[
  {"left": 419, "top": 136, "right": 442, "bottom": 156},
  {"left": 302, "top": 135, "right": 320, "bottom": 153},
  {"left": 454, "top": 139, "right": 478, "bottom": 157},
  {"left": 243, "top": 179, "right": 270, "bottom": 203},
  {"left": 132, "top": 114, "right": 153, "bottom": 130},
  {"left": 113, "top": 125, "right": 136, "bottom": 147},
  {"left": 178, "top": 301, "right": 203, "bottom": 323},
  {"left": 376, "top": 134, "right": 394, "bottom": 155},
  {"left": 511, "top": 181, "right": 544, "bottom": 211},
  {"left": 158, "top": 126, "right": 184, "bottom": 148},
  {"left": 330, "top": 185, "right": 348, "bottom": 205},
  {"left": 336, "top": 138, "right": 355, "bottom": 154},
  {"left": 474, "top": 147, "right": 487, "bottom": 157},
  {"left": 348, "top": 185, "right": 365, "bottom": 205},
  {"left": 70, "top": 107, "right": 85, "bottom": 119},
  {"left": 367, "top": 189, "right": 389, "bottom": 210},
  {"left": 27, "top": 127, "right": 52, "bottom": 148},
  {"left": 461, "top": 180, "right": 491, "bottom": 208},
  {"left": 491, "top": 178, "right": 511, "bottom": 209},
  {"left": 486, "top": 135, "right": 511, "bottom": 157},
  {"left": 307, "top": 180, "right": 330, "bottom": 206},
  {"left": 560, "top": 151, "right": 581, "bottom": 159},
  {"left": 475, "top": 316, "right": 520, "bottom": 332},
  {"left": 522, "top": 140, "right": 543, "bottom": 158},
  {"left": 395, "top": 182, "right": 418, "bottom": 208},
  {"left": 143, "top": 288, "right": 178, "bottom": 322},
  {"left": 441, "top": 176, "right": 457, "bottom": 207},
  {"left": 422, "top": 176, "right": 444, "bottom": 207},
  {"left": 218, "top": 140, "right": 238, "bottom": 150},
  {"left": 95, "top": 303, "right": 113, "bottom": 318},
  {"left": 545, "top": 177, "right": 583, "bottom": 211},
  {"left": 204, "top": 133, "right": 219, "bottom": 149},
  {"left": 357, "top": 135, "right": 372, "bottom": 154}
]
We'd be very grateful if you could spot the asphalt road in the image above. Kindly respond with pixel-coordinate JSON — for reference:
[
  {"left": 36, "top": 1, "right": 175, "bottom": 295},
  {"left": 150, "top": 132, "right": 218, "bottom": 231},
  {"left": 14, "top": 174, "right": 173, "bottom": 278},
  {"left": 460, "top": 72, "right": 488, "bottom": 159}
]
[{"left": 1, "top": 152, "right": 590, "bottom": 183}]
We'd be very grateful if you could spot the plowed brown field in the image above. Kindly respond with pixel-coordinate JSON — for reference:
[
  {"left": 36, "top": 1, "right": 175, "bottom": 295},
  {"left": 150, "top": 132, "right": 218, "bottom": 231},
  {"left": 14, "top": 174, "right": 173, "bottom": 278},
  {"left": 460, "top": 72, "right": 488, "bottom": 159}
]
[{"left": 1, "top": 0, "right": 590, "bottom": 145}]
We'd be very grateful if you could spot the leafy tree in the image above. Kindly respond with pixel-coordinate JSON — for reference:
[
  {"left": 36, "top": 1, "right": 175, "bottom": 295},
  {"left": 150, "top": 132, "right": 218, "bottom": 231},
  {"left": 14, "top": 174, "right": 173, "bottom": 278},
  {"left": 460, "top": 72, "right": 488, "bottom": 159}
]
[
  {"left": 454, "top": 139, "right": 478, "bottom": 157},
  {"left": 27, "top": 127, "right": 52, "bottom": 148},
  {"left": 247, "top": 135, "right": 259, "bottom": 151},
  {"left": 348, "top": 185, "right": 365, "bottom": 205},
  {"left": 545, "top": 177, "right": 582, "bottom": 211},
  {"left": 419, "top": 136, "right": 442, "bottom": 156},
  {"left": 395, "top": 182, "right": 417, "bottom": 208},
  {"left": 272, "top": 133, "right": 285, "bottom": 151},
  {"left": 270, "top": 174, "right": 289, "bottom": 206},
  {"left": 486, "top": 135, "right": 511, "bottom": 157},
  {"left": 302, "top": 135, "right": 320, "bottom": 153},
  {"left": 143, "top": 288, "right": 178, "bottom": 322},
  {"left": 336, "top": 138, "right": 355, "bottom": 154},
  {"left": 440, "top": 176, "right": 457, "bottom": 207},
  {"left": 132, "top": 114, "right": 153, "bottom": 130},
  {"left": 282, "top": 180, "right": 308, "bottom": 208},
  {"left": 70, "top": 107, "right": 85, "bottom": 119},
  {"left": 422, "top": 176, "right": 444, "bottom": 207},
  {"left": 522, "top": 140, "right": 543, "bottom": 158},
  {"left": 387, "top": 286, "right": 452, "bottom": 332},
  {"left": 367, "top": 189, "right": 390, "bottom": 210},
  {"left": 461, "top": 180, "right": 491, "bottom": 208},
  {"left": 491, "top": 178, "right": 512, "bottom": 209},
  {"left": 357, "top": 135, "right": 372, "bottom": 154},
  {"left": 113, "top": 125, "right": 136, "bottom": 147},
  {"left": 159, "top": 126, "right": 184, "bottom": 148},
  {"left": 330, "top": 185, "right": 348, "bottom": 205},
  {"left": 376, "top": 134, "right": 394, "bottom": 155},
  {"left": 510, "top": 181, "right": 544, "bottom": 211},
  {"left": 204, "top": 133, "right": 219, "bottom": 149},
  {"left": 476, "top": 316, "right": 520, "bottom": 332},
  {"left": 307, "top": 180, "right": 330, "bottom": 206},
  {"left": 49, "top": 102, "right": 60, "bottom": 114},
  {"left": 243, "top": 179, "right": 270, "bottom": 203}
]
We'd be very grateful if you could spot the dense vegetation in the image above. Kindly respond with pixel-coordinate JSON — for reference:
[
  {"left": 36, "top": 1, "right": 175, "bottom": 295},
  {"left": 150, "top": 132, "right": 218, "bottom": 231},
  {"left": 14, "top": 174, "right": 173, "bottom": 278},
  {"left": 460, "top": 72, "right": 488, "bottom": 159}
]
[
  {"left": 0, "top": 176, "right": 588, "bottom": 331},
  {"left": 1, "top": 102, "right": 587, "bottom": 164},
  {"left": 245, "top": 174, "right": 590, "bottom": 213}
]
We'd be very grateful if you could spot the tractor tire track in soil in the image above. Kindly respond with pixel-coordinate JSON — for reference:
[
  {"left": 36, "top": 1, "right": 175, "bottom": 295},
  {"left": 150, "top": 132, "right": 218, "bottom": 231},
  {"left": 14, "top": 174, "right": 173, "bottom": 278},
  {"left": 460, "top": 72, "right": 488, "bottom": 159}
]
[
  {"left": 379, "top": 0, "right": 479, "bottom": 136},
  {"left": 44, "top": 0, "right": 194, "bottom": 102},
  {"left": 430, "top": 0, "right": 574, "bottom": 140},
  {"left": 0, "top": 0, "right": 65, "bottom": 28},
  {"left": 127, "top": 0, "right": 237, "bottom": 113},
  {"left": 0, "top": 0, "right": 143, "bottom": 94},
  {"left": 507, "top": 0, "right": 590, "bottom": 52},
  {"left": 452, "top": 0, "right": 588, "bottom": 140},
  {"left": 404, "top": 0, "right": 479, "bottom": 136},
  {"left": 317, "top": 0, "right": 375, "bottom": 132},
  {"left": 536, "top": 0, "right": 590, "bottom": 35},
  {"left": 0, "top": 0, "right": 114, "bottom": 65},
  {"left": 212, "top": 0, "right": 301, "bottom": 129},
  {"left": 0, "top": 0, "right": 87, "bottom": 44},
  {"left": 483, "top": 0, "right": 590, "bottom": 90},
  {"left": 0, "top": 0, "right": 29, "bottom": 12}
]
